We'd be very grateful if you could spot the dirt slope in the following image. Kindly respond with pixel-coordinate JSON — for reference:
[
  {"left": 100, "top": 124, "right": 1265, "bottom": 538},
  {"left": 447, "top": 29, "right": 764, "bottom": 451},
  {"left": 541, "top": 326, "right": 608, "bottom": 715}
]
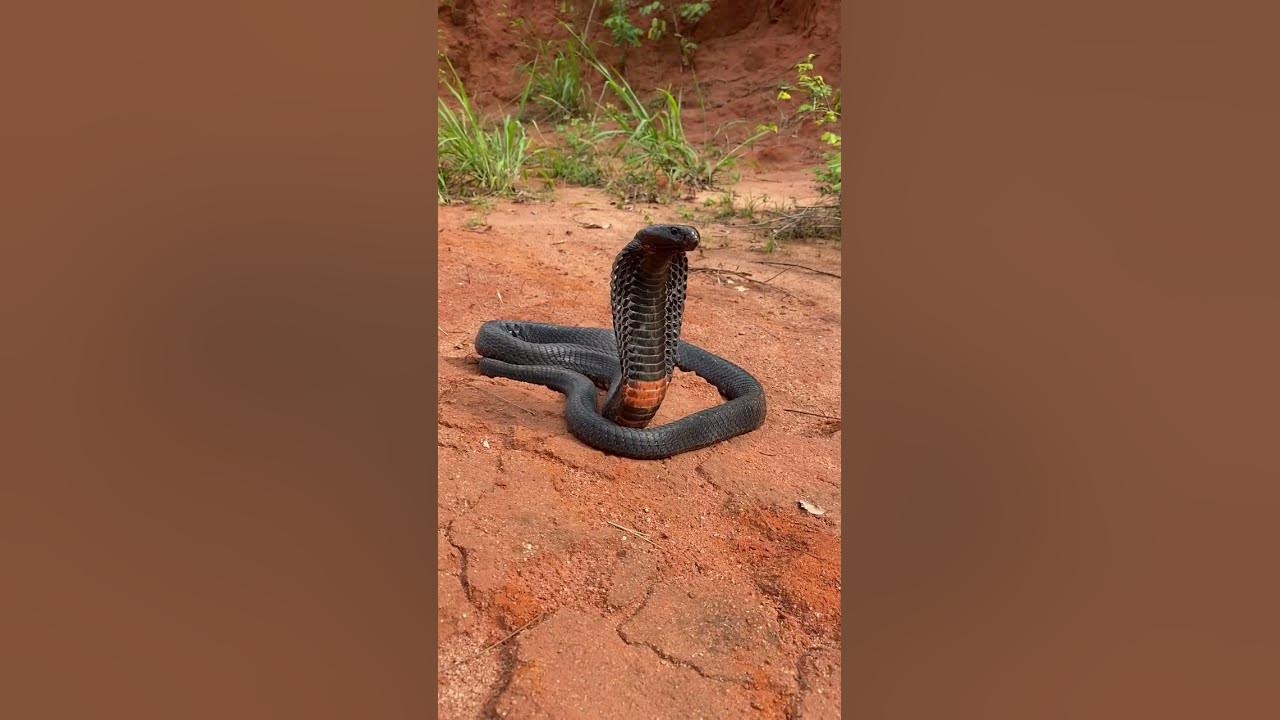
[
  {"left": 439, "top": 0, "right": 842, "bottom": 172},
  {"left": 437, "top": 181, "right": 842, "bottom": 718}
]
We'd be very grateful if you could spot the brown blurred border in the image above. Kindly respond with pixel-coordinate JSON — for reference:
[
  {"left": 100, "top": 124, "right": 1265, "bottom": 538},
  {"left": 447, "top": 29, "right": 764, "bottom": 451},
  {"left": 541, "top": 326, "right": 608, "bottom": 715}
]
[
  {"left": 3, "top": 1, "right": 438, "bottom": 717},
  {"left": 843, "top": 1, "right": 1280, "bottom": 717}
]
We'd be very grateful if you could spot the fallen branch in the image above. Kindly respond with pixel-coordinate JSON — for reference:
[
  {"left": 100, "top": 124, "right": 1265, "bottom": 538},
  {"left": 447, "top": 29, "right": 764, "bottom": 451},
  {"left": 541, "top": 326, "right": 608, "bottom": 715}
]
[
  {"left": 741, "top": 204, "right": 842, "bottom": 243},
  {"left": 756, "top": 261, "right": 841, "bottom": 279}
]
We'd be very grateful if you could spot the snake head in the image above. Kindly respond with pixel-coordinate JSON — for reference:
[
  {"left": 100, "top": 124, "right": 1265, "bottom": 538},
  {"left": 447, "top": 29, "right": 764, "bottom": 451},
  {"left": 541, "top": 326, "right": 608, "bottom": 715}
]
[{"left": 635, "top": 224, "right": 700, "bottom": 253}]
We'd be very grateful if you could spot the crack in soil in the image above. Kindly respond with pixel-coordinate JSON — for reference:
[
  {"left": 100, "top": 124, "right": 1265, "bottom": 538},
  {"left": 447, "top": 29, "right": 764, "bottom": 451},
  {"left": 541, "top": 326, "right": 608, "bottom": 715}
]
[
  {"left": 445, "top": 520, "right": 478, "bottom": 607},
  {"left": 477, "top": 642, "right": 519, "bottom": 720},
  {"left": 694, "top": 460, "right": 726, "bottom": 494},
  {"left": 614, "top": 584, "right": 753, "bottom": 688},
  {"left": 471, "top": 610, "right": 556, "bottom": 719}
]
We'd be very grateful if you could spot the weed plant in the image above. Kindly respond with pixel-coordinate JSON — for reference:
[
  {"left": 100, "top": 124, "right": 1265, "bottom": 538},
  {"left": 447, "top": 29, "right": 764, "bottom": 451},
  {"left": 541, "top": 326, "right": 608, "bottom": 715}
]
[
  {"left": 438, "top": 62, "right": 532, "bottom": 200},
  {"left": 518, "top": 40, "right": 591, "bottom": 121},
  {"left": 574, "top": 33, "right": 775, "bottom": 200}
]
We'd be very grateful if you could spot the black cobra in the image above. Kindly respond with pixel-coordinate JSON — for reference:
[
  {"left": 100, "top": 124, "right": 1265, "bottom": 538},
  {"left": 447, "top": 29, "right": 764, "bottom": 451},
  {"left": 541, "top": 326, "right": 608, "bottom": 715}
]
[{"left": 474, "top": 224, "right": 767, "bottom": 459}]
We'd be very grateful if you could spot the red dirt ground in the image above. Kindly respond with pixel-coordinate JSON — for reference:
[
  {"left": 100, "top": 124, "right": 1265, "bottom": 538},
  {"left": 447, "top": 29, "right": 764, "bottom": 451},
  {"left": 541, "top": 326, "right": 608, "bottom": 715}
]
[{"left": 438, "top": 2, "right": 841, "bottom": 718}]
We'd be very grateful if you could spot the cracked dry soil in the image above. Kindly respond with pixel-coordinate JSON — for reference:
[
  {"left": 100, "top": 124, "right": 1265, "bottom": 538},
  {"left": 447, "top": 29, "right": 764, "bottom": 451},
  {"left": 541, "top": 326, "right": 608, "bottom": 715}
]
[{"left": 437, "top": 180, "right": 841, "bottom": 719}]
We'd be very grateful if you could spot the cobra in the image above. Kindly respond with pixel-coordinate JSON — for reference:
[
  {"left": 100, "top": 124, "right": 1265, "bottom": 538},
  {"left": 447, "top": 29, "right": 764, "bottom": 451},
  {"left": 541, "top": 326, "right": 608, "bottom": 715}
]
[{"left": 474, "top": 224, "right": 767, "bottom": 460}]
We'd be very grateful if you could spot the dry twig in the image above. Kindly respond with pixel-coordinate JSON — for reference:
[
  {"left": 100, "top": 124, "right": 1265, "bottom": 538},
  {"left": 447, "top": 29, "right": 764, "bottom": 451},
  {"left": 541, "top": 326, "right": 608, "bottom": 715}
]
[
  {"left": 606, "top": 520, "right": 657, "bottom": 546},
  {"left": 444, "top": 613, "right": 544, "bottom": 669},
  {"left": 782, "top": 407, "right": 841, "bottom": 421},
  {"left": 690, "top": 266, "right": 755, "bottom": 280},
  {"left": 756, "top": 261, "right": 842, "bottom": 279},
  {"left": 479, "top": 388, "right": 537, "bottom": 415}
]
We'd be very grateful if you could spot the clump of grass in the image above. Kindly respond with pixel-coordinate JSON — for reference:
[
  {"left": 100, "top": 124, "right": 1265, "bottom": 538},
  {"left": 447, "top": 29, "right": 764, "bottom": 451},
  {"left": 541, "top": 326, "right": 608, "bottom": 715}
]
[
  {"left": 577, "top": 38, "right": 775, "bottom": 201},
  {"left": 534, "top": 115, "right": 622, "bottom": 187},
  {"left": 518, "top": 39, "right": 591, "bottom": 121},
  {"left": 707, "top": 191, "right": 767, "bottom": 220},
  {"left": 438, "top": 62, "right": 532, "bottom": 200}
]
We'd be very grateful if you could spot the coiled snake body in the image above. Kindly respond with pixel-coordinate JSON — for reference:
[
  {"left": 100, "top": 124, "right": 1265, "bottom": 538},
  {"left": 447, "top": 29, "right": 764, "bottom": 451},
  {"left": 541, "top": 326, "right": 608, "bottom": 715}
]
[{"left": 474, "top": 224, "right": 767, "bottom": 459}]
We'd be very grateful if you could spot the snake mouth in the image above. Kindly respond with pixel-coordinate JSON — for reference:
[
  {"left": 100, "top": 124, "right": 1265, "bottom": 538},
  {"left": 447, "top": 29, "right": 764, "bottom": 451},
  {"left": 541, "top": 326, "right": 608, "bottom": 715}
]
[{"left": 635, "top": 224, "right": 700, "bottom": 253}]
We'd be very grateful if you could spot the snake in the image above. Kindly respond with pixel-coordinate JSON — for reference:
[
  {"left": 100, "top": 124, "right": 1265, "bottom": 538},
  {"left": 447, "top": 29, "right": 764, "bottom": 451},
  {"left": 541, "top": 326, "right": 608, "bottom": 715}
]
[{"left": 473, "top": 224, "right": 767, "bottom": 459}]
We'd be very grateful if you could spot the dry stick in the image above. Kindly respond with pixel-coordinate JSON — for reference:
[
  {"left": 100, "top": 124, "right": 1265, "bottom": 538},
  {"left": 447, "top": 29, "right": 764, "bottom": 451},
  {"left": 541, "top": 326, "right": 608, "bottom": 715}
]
[
  {"left": 762, "top": 267, "right": 790, "bottom": 284},
  {"left": 782, "top": 407, "right": 841, "bottom": 421},
  {"left": 690, "top": 266, "right": 754, "bottom": 280},
  {"left": 480, "top": 388, "right": 536, "bottom": 415},
  {"left": 757, "top": 324, "right": 782, "bottom": 341},
  {"left": 606, "top": 520, "right": 657, "bottom": 546},
  {"left": 756, "top": 261, "right": 842, "bottom": 279},
  {"left": 570, "top": 215, "right": 607, "bottom": 229},
  {"left": 445, "top": 612, "right": 545, "bottom": 669},
  {"left": 693, "top": 266, "right": 797, "bottom": 298}
]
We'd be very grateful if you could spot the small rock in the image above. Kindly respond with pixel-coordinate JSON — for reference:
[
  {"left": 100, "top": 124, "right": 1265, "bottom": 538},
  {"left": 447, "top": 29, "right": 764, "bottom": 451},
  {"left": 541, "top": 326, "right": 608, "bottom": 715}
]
[{"left": 798, "top": 499, "right": 826, "bottom": 516}]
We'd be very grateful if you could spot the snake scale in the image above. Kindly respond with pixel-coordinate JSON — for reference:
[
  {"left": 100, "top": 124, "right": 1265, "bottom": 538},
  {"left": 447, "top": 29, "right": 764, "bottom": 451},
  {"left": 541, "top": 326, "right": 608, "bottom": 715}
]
[{"left": 474, "top": 224, "right": 767, "bottom": 459}]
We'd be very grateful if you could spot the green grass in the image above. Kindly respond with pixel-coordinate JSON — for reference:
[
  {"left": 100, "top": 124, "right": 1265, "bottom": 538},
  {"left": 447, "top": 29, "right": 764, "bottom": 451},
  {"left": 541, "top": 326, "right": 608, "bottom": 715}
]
[
  {"left": 439, "top": 25, "right": 787, "bottom": 208},
  {"left": 816, "top": 146, "right": 841, "bottom": 196},
  {"left": 518, "top": 39, "right": 592, "bottom": 121},
  {"left": 534, "top": 116, "right": 622, "bottom": 187},
  {"left": 438, "top": 63, "right": 532, "bottom": 200},
  {"left": 577, "top": 38, "right": 775, "bottom": 201}
]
